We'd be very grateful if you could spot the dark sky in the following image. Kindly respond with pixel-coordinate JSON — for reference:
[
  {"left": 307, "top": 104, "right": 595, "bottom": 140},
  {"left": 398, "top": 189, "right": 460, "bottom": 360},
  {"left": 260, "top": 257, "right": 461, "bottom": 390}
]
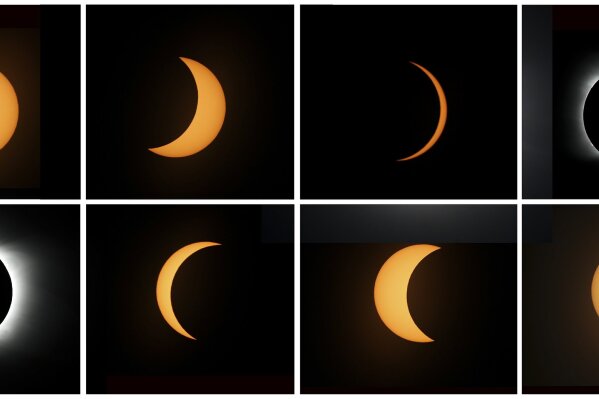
[
  {"left": 86, "top": 5, "right": 293, "bottom": 199},
  {"left": 301, "top": 205, "right": 516, "bottom": 393},
  {"left": 0, "top": 205, "right": 80, "bottom": 394},
  {"left": 87, "top": 205, "right": 294, "bottom": 394},
  {"left": 301, "top": 5, "right": 516, "bottom": 199}
]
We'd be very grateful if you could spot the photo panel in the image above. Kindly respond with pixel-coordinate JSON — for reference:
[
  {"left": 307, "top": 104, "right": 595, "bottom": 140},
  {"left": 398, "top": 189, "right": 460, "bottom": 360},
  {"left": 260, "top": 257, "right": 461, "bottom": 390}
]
[
  {"left": 524, "top": 6, "right": 599, "bottom": 198},
  {"left": 524, "top": 205, "right": 599, "bottom": 393},
  {"left": 86, "top": 5, "right": 294, "bottom": 199},
  {"left": 0, "top": 6, "right": 80, "bottom": 199},
  {"left": 301, "top": 205, "right": 517, "bottom": 393},
  {"left": 301, "top": 5, "right": 516, "bottom": 199},
  {"left": 87, "top": 205, "right": 294, "bottom": 394},
  {"left": 0, "top": 205, "right": 80, "bottom": 393}
]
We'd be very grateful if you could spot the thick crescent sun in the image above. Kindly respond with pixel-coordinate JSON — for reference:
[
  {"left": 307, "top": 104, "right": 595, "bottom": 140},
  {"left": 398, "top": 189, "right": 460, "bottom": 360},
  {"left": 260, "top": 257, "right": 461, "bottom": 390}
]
[
  {"left": 0, "top": 72, "right": 19, "bottom": 151},
  {"left": 374, "top": 244, "right": 440, "bottom": 343},
  {"left": 149, "top": 57, "right": 226, "bottom": 158},
  {"left": 156, "top": 241, "right": 221, "bottom": 340},
  {"left": 398, "top": 62, "right": 447, "bottom": 161}
]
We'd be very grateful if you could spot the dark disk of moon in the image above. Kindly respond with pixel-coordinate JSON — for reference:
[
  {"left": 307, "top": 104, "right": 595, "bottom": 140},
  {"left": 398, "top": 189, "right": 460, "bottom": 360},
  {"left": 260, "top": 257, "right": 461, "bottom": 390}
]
[
  {"left": 0, "top": 259, "right": 11, "bottom": 326},
  {"left": 584, "top": 80, "right": 599, "bottom": 150}
]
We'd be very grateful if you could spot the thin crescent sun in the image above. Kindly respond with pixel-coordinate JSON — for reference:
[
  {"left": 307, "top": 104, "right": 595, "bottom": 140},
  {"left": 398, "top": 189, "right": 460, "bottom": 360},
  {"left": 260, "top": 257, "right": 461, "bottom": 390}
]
[
  {"left": 398, "top": 62, "right": 447, "bottom": 161},
  {"left": 374, "top": 244, "right": 440, "bottom": 343},
  {"left": 149, "top": 57, "right": 226, "bottom": 158},
  {"left": 156, "top": 241, "right": 221, "bottom": 340}
]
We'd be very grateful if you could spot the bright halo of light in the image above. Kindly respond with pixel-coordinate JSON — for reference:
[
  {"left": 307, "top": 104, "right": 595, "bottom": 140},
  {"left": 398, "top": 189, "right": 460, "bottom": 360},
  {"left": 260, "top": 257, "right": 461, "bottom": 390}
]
[
  {"left": 567, "top": 54, "right": 599, "bottom": 160},
  {"left": 580, "top": 76, "right": 599, "bottom": 153},
  {"left": 0, "top": 243, "right": 33, "bottom": 343}
]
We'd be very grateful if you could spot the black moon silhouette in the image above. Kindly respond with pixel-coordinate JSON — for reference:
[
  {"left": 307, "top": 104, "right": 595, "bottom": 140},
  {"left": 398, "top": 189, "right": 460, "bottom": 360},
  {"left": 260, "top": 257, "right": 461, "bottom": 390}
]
[
  {"left": 0, "top": 259, "right": 12, "bottom": 326},
  {"left": 583, "top": 80, "right": 599, "bottom": 150}
]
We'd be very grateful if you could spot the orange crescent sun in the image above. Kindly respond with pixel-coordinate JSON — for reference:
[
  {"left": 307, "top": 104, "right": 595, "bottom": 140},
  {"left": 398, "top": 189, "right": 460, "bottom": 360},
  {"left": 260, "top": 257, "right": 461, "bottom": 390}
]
[{"left": 398, "top": 62, "right": 447, "bottom": 161}]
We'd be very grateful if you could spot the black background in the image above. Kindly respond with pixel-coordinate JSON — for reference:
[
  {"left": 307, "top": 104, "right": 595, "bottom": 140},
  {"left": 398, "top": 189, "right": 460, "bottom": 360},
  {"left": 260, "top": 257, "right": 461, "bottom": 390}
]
[
  {"left": 0, "top": 206, "right": 79, "bottom": 393},
  {"left": 86, "top": 6, "right": 293, "bottom": 199},
  {"left": 0, "top": 6, "right": 80, "bottom": 199},
  {"left": 524, "top": 206, "right": 599, "bottom": 393},
  {"left": 301, "top": 6, "right": 516, "bottom": 199},
  {"left": 553, "top": 7, "right": 599, "bottom": 198},
  {"left": 301, "top": 205, "right": 516, "bottom": 393},
  {"left": 87, "top": 205, "right": 294, "bottom": 394}
]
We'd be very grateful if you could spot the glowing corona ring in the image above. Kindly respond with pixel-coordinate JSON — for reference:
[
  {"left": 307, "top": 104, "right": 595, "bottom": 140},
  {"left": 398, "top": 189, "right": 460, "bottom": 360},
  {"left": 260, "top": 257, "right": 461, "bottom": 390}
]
[
  {"left": 0, "top": 259, "right": 12, "bottom": 327},
  {"left": 583, "top": 79, "right": 599, "bottom": 151},
  {"left": 0, "top": 245, "right": 32, "bottom": 343}
]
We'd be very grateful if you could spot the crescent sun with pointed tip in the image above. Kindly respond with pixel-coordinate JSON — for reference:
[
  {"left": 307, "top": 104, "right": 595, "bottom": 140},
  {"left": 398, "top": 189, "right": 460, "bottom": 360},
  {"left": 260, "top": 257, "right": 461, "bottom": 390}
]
[
  {"left": 156, "top": 241, "right": 221, "bottom": 340},
  {"left": 374, "top": 244, "right": 439, "bottom": 343},
  {"left": 398, "top": 62, "right": 447, "bottom": 161},
  {"left": 149, "top": 57, "right": 226, "bottom": 158}
]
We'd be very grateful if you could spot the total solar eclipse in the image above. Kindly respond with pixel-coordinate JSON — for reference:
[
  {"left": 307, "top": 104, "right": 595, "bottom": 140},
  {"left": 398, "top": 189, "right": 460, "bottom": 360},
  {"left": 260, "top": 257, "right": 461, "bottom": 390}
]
[
  {"left": 0, "top": 259, "right": 12, "bottom": 326},
  {"left": 583, "top": 79, "right": 599, "bottom": 150}
]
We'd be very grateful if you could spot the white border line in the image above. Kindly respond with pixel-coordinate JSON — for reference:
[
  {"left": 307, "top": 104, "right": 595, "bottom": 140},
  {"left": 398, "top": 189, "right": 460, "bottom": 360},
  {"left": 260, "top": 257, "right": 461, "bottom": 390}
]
[
  {"left": 294, "top": 2, "right": 301, "bottom": 395},
  {"left": 3, "top": 1, "right": 599, "bottom": 399}
]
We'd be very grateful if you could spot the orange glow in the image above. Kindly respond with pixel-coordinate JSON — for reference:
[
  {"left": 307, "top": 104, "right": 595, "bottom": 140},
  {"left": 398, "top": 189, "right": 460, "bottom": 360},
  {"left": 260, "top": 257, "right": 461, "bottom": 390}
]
[
  {"left": 0, "top": 72, "right": 18, "bottom": 151},
  {"left": 156, "top": 241, "right": 221, "bottom": 340},
  {"left": 373, "top": 244, "right": 439, "bottom": 343},
  {"left": 398, "top": 62, "right": 447, "bottom": 161},
  {"left": 149, "top": 57, "right": 226, "bottom": 158},
  {"left": 593, "top": 265, "right": 599, "bottom": 317}
]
